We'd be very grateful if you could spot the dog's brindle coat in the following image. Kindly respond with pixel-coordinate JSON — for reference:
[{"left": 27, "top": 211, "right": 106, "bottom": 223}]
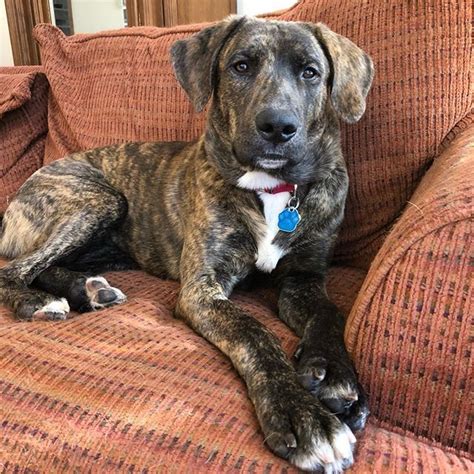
[{"left": 0, "top": 17, "right": 373, "bottom": 472}]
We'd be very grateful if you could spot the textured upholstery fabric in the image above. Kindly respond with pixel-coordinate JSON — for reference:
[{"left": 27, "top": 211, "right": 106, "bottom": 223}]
[
  {"left": 34, "top": 0, "right": 472, "bottom": 269},
  {"left": 0, "top": 0, "right": 472, "bottom": 471},
  {"left": 346, "top": 122, "right": 474, "bottom": 456},
  {"left": 0, "top": 264, "right": 367, "bottom": 472},
  {"left": 0, "top": 262, "right": 472, "bottom": 472},
  {"left": 0, "top": 66, "right": 49, "bottom": 213}
]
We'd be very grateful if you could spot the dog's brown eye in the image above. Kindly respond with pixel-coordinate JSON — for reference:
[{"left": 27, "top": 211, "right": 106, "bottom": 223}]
[
  {"left": 234, "top": 61, "right": 249, "bottom": 74},
  {"left": 302, "top": 67, "right": 319, "bottom": 79}
]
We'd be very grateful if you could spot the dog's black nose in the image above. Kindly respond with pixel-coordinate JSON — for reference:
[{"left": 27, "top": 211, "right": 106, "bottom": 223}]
[{"left": 256, "top": 109, "right": 298, "bottom": 144}]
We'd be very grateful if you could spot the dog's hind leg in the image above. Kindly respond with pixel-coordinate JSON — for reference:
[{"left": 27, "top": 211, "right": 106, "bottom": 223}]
[
  {"left": 33, "top": 266, "right": 127, "bottom": 313},
  {"left": 0, "top": 277, "right": 71, "bottom": 321},
  {"left": 0, "top": 178, "right": 128, "bottom": 320}
]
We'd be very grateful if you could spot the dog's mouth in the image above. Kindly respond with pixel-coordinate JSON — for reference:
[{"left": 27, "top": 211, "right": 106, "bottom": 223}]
[
  {"left": 255, "top": 154, "right": 289, "bottom": 170},
  {"left": 232, "top": 146, "right": 293, "bottom": 174}
]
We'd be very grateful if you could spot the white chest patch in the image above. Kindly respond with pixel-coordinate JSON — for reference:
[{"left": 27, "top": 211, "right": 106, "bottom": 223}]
[
  {"left": 255, "top": 191, "right": 290, "bottom": 273},
  {"left": 237, "top": 171, "right": 284, "bottom": 191}
]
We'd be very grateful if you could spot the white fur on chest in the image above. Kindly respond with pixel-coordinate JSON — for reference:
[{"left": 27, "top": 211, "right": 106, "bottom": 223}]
[
  {"left": 255, "top": 191, "right": 289, "bottom": 273},
  {"left": 237, "top": 171, "right": 289, "bottom": 273}
]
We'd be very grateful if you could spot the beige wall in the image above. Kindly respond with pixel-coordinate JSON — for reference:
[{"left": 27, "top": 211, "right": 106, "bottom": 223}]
[
  {"left": 237, "top": 0, "right": 296, "bottom": 16},
  {"left": 0, "top": 0, "right": 14, "bottom": 66},
  {"left": 0, "top": 0, "right": 297, "bottom": 67},
  {"left": 71, "top": 0, "right": 125, "bottom": 34}
]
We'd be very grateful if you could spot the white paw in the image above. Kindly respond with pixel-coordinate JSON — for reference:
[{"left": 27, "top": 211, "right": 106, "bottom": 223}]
[
  {"left": 85, "top": 277, "right": 127, "bottom": 310},
  {"left": 33, "top": 298, "right": 70, "bottom": 321},
  {"left": 291, "top": 424, "right": 356, "bottom": 473}
]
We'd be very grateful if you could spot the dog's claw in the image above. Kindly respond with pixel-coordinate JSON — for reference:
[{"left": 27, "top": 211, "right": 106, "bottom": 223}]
[
  {"left": 285, "top": 433, "right": 298, "bottom": 449},
  {"left": 293, "top": 345, "right": 303, "bottom": 361},
  {"left": 296, "top": 355, "right": 328, "bottom": 392},
  {"left": 267, "top": 432, "right": 298, "bottom": 460}
]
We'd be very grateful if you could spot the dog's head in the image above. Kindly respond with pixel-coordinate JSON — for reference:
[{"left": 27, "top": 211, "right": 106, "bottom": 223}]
[{"left": 171, "top": 17, "right": 374, "bottom": 187}]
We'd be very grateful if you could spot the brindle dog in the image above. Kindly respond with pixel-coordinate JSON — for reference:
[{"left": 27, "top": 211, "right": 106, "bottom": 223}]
[{"left": 0, "top": 17, "right": 373, "bottom": 472}]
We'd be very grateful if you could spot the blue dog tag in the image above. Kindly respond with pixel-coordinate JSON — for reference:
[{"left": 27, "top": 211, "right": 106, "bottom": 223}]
[{"left": 278, "top": 207, "right": 301, "bottom": 233}]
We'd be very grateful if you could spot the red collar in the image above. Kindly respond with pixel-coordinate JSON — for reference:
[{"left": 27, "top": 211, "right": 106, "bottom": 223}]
[{"left": 263, "top": 183, "right": 295, "bottom": 194}]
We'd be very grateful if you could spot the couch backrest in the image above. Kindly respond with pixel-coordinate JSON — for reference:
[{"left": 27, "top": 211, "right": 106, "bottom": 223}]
[
  {"left": 35, "top": 0, "right": 472, "bottom": 269},
  {"left": 0, "top": 67, "right": 49, "bottom": 213}
]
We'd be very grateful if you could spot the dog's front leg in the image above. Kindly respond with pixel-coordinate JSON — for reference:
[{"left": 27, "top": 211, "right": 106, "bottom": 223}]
[
  {"left": 176, "top": 272, "right": 355, "bottom": 472},
  {"left": 279, "top": 273, "right": 369, "bottom": 433}
]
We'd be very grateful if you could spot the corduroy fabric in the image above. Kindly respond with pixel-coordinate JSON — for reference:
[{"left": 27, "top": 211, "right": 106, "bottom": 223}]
[
  {"left": 0, "top": 67, "right": 49, "bottom": 213},
  {"left": 346, "top": 122, "right": 474, "bottom": 456},
  {"left": 34, "top": 0, "right": 473, "bottom": 269},
  {"left": 0, "top": 262, "right": 472, "bottom": 472}
]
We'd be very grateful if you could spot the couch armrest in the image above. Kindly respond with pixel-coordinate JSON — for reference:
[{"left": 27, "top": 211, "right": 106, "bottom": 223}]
[
  {"left": 0, "top": 66, "right": 49, "bottom": 213},
  {"left": 345, "top": 119, "right": 473, "bottom": 455}
]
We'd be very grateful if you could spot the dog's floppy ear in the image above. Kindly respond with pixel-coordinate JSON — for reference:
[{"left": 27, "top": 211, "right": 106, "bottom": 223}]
[
  {"left": 312, "top": 23, "right": 374, "bottom": 123},
  {"left": 171, "top": 16, "right": 246, "bottom": 112}
]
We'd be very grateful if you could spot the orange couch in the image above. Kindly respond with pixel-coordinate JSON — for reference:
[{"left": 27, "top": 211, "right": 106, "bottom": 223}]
[{"left": 0, "top": 0, "right": 472, "bottom": 471}]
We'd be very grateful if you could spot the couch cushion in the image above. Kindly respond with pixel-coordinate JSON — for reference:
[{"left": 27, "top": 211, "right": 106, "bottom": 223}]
[
  {"left": 0, "top": 264, "right": 472, "bottom": 472},
  {"left": 34, "top": 23, "right": 207, "bottom": 163},
  {"left": 0, "top": 264, "right": 367, "bottom": 470},
  {"left": 346, "top": 125, "right": 474, "bottom": 456},
  {"left": 0, "top": 67, "right": 49, "bottom": 213},
  {"left": 0, "top": 67, "right": 41, "bottom": 116},
  {"left": 34, "top": 0, "right": 472, "bottom": 269}
]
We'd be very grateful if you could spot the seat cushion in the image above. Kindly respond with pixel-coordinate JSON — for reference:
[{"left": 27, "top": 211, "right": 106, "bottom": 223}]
[
  {"left": 0, "top": 263, "right": 471, "bottom": 471},
  {"left": 0, "top": 265, "right": 333, "bottom": 470}
]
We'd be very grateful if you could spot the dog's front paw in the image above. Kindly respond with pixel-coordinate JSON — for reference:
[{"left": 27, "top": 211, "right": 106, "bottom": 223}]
[
  {"left": 258, "top": 386, "right": 356, "bottom": 472},
  {"left": 295, "top": 345, "right": 369, "bottom": 432}
]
